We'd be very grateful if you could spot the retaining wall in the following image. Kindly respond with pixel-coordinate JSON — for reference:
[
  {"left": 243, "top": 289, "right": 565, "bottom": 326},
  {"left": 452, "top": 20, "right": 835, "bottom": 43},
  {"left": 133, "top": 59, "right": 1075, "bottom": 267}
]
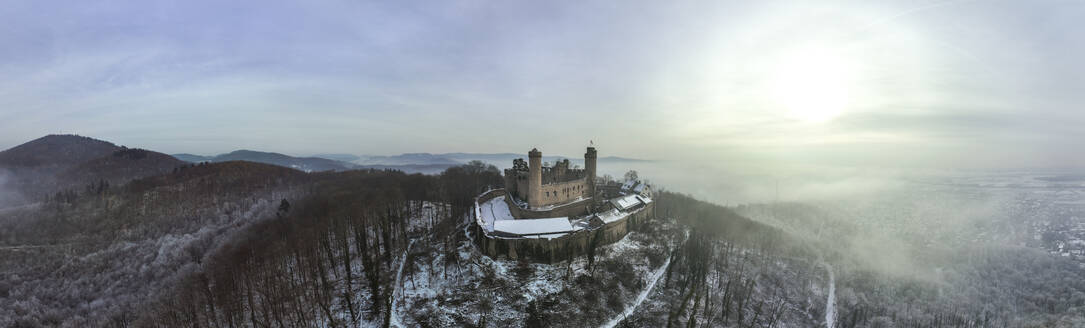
[
  {"left": 473, "top": 189, "right": 655, "bottom": 263},
  {"left": 504, "top": 195, "right": 592, "bottom": 219}
]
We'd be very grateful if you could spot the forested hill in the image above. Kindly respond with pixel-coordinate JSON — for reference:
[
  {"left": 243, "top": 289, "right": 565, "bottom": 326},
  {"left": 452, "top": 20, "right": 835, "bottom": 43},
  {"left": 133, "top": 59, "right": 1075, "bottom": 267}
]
[
  {"left": 57, "top": 148, "right": 185, "bottom": 190},
  {"left": 0, "top": 150, "right": 506, "bottom": 326},
  {"left": 0, "top": 135, "right": 185, "bottom": 203},
  {"left": 0, "top": 134, "right": 120, "bottom": 168}
]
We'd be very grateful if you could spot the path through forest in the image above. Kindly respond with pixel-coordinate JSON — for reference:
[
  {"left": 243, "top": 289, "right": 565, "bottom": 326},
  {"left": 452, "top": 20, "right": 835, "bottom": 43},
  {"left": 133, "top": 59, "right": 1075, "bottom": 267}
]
[
  {"left": 388, "top": 240, "right": 416, "bottom": 328},
  {"left": 600, "top": 256, "right": 673, "bottom": 328},
  {"left": 821, "top": 261, "right": 837, "bottom": 328}
]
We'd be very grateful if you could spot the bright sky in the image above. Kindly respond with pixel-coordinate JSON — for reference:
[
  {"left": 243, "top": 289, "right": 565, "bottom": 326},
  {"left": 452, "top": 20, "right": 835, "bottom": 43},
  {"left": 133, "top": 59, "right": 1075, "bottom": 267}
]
[{"left": 1, "top": 0, "right": 1083, "bottom": 170}]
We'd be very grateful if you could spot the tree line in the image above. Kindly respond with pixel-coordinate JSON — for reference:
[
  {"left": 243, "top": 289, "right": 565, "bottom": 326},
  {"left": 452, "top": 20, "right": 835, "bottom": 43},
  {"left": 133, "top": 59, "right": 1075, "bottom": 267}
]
[{"left": 136, "top": 161, "right": 502, "bottom": 327}]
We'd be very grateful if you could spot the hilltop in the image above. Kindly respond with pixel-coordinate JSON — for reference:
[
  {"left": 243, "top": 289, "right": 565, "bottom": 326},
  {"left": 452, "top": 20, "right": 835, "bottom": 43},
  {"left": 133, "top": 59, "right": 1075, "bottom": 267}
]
[
  {"left": 0, "top": 135, "right": 185, "bottom": 202},
  {"left": 0, "top": 134, "right": 120, "bottom": 169}
]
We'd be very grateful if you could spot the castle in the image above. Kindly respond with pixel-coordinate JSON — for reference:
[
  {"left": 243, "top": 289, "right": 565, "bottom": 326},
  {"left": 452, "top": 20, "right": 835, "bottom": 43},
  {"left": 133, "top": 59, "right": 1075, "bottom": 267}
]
[
  {"left": 474, "top": 146, "right": 655, "bottom": 263},
  {"left": 503, "top": 147, "right": 596, "bottom": 210}
]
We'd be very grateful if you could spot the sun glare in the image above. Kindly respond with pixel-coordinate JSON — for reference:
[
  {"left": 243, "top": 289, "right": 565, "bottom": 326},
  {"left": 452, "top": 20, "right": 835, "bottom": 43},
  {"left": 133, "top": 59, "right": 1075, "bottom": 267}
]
[{"left": 769, "top": 45, "right": 856, "bottom": 123}]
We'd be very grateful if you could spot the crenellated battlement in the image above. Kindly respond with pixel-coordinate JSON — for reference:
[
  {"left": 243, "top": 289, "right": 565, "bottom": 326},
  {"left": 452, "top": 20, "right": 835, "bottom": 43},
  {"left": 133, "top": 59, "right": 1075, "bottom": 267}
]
[{"left": 503, "top": 146, "right": 597, "bottom": 209}]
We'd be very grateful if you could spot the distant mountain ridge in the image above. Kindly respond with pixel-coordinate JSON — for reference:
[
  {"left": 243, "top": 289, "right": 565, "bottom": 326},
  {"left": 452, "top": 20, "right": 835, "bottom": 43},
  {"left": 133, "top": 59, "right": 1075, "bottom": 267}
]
[
  {"left": 0, "top": 135, "right": 186, "bottom": 201},
  {"left": 172, "top": 153, "right": 212, "bottom": 163},
  {"left": 174, "top": 150, "right": 457, "bottom": 174},
  {"left": 172, "top": 150, "right": 354, "bottom": 172},
  {"left": 353, "top": 153, "right": 462, "bottom": 166},
  {"left": 311, "top": 153, "right": 360, "bottom": 162}
]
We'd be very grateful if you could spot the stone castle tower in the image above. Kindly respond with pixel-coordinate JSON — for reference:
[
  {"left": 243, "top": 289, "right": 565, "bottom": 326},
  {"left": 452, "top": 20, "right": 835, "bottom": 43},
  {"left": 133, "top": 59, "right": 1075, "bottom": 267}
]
[
  {"left": 585, "top": 146, "right": 597, "bottom": 198},
  {"left": 528, "top": 148, "right": 543, "bottom": 208}
]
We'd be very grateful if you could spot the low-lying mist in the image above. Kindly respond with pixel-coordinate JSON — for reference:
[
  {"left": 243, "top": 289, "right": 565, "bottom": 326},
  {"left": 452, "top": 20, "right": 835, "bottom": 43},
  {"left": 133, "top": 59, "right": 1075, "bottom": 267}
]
[
  {"left": 598, "top": 160, "right": 1062, "bottom": 283},
  {"left": 595, "top": 160, "right": 905, "bottom": 205},
  {"left": 0, "top": 169, "right": 25, "bottom": 210}
]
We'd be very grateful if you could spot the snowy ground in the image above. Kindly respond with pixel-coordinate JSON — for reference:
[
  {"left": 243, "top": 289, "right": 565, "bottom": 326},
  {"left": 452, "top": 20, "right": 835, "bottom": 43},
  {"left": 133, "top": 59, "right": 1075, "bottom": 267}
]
[
  {"left": 821, "top": 261, "right": 836, "bottom": 328},
  {"left": 478, "top": 196, "right": 580, "bottom": 238},
  {"left": 600, "top": 256, "right": 671, "bottom": 328},
  {"left": 389, "top": 240, "right": 416, "bottom": 328},
  {"left": 390, "top": 217, "right": 681, "bottom": 327},
  {"left": 478, "top": 196, "right": 514, "bottom": 232}
]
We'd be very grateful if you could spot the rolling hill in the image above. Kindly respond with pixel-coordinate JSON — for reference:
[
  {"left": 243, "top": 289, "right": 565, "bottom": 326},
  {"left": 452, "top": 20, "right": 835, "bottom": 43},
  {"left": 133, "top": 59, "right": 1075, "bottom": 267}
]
[
  {"left": 172, "top": 150, "right": 355, "bottom": 172},
  {"left": 0, "top": 134, "right": 120, "bottom": 170},
  {"left": 0, "top": 135, "right": 187, "bottom": 202},
  {"left": 175, "top": 150, "right": 461, "bottom": 174},
  {"left": 57, "top": 148, "right": 185, "bottom": 189}
]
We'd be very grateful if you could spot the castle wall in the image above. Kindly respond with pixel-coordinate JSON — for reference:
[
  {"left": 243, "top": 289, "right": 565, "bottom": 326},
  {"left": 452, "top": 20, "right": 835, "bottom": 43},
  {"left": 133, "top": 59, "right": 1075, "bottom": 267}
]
[
  {"left": 534, "top": 177, "right": 590, "bottom": 207},
  {"left": 517, "top": 178, "right": 530, "bottom": 201},
  {"left": 506, "top": 172, "right": 589, "bottom": 208},
  {"left": 540, "top": 161, "right": 586, "bottom": 184},
  {"left": 477, "top": 188, "right": 507, "bottom": 206},
  {"left": 503, "top": 193, "right": 592, "bottom": 219},
  {"left": 503, "top": 174, "right": 515, "bottom": 198},
  {"left": 502, "top": 170, "right": 531, "bottom": 201},
  {"left": 474, "top": 201, "right": 655, "bottom": 264}
]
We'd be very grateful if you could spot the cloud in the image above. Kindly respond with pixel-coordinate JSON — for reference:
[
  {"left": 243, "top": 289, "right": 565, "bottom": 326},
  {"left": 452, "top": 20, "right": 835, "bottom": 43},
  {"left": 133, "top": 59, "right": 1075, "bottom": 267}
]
[{"left": 0, "top": 0, "right": 1083, "bottom": 170}]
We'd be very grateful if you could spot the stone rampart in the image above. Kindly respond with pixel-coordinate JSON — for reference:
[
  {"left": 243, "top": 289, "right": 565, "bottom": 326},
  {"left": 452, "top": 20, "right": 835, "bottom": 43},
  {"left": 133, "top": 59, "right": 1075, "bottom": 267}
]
[{"left": 473, "top": 189, "right": 655, "bottom": 263}]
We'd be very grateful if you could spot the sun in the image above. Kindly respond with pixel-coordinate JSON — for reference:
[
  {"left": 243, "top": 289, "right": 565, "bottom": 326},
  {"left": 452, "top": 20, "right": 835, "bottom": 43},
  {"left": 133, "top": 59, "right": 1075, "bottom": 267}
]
[{"left": 768, "top": 44, "right": 855, "bottom": 123}]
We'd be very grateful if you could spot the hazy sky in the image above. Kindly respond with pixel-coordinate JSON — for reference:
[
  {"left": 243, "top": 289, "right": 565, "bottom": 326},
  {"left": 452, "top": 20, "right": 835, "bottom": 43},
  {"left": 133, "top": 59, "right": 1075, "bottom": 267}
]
[{"left": 1, "top": 0, "right": 1083, "bottom": 170}]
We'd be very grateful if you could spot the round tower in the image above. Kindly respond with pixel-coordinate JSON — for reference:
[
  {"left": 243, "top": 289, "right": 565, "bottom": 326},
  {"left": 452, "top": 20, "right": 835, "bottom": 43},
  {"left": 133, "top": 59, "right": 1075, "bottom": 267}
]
[
  {"left": 528, "top": 148, "right": 542, "bottom": 209},
  {"left": 585, "top": 146, "right": 597, "bottom": 198}
]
